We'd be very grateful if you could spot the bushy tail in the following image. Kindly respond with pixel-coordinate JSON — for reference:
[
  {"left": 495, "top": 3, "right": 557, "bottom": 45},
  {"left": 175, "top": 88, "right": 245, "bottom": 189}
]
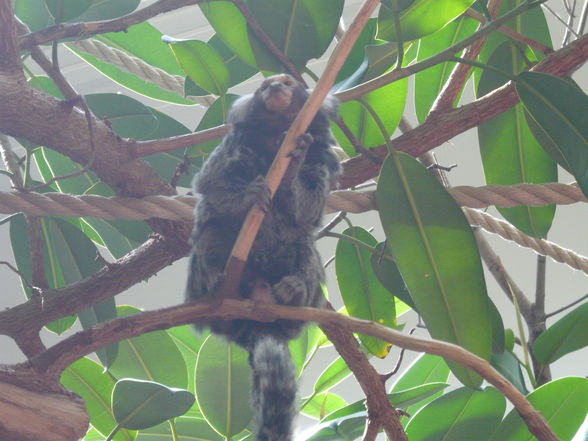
[{"left": 250, "top": 335, "right": 297, "bottom": 441}]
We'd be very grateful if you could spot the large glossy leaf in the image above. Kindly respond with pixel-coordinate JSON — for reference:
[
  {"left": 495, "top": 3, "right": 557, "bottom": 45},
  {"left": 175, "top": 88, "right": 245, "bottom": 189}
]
[
  {"left": 391, "top": 354, "right": 450, "bottom": 417},
  {"left": 185, "top": 35, "right": 257, "bottom": 96},
  {"left": 113, "top": 379, "right": 194, "bottom": 430},
  {"left": 515, "top": 72, "right": 588, "bottom": 197},
  {"left": 201, "top": 0, "right": 342, "bottom": 72},
  {"left": 335, "top": 227, "right": 396, "bottom": 357},
  {"left": 488, "top": 377, "right": 588, "bottom": 441},
  {"left": 313, "top": 356, "right": 353, "bottom": 395},
  {"left": 377, "top": 152, "right": 492, "bottom": 388},
  {"left": 60, "top": 357, "right": 135, "bottom": 441},
  {"left": 490, "top": 350, "right": 528, "bottom": 395},
  {"left": 475, "top": 0, "right": 552, "bottom": 89},
  {"left": 478, "top": 41, "right": 556, "bottom": 238},
  {"left": 414, "top": 16, "right": 478, "bottom": 122},
  {"left": 370, "top": 242, "right": 415, "bottom": 310},
  {"left": 69, "top": 22, "right": 191, "bottom": 104},
  {"left": 78, "top": 299, "right": 119, "bottom": 368},
  {"left": 405, "top": 387, "right": 506, "bottom": 441},
  {"left": 109, "top": 306, "right": 188, "bottom": 389},
  {"left": 9, "top": 214, "right": 108, "bottom": 334},
  {"left": 85, "top": 93, "right": 159, "bottom": 139},
  {"left": 532, "top": 303, "right": 588, "bottom": 365},
  {"left": 167, "top": 325, "right": 208, "bottom": 396},
  {"left": 166, "top": 39, "right": 230, "bottom": 96},
  {"left": 77, "top": 0, "right": 140, "bottom": 21},
  {"left": 302, "top": 393, "right": 347, "bottom": 420},
  {"left": 377, "top": 0, "right": 476, "bottom": 42},
  {"left": 323, "top": 382, "right": 449, "bottom": 422},
  {"left": 45, "top": 0, "right": 91, "bottom": 22},
  {"left": 195, "top": 335, "right": 253, "bottom": 438},
  {"left": 135, "top": 417, "right": 224, "bottom": 441},
  {"left": 332, "top": 80, "right": 407, "bottom": 156}
]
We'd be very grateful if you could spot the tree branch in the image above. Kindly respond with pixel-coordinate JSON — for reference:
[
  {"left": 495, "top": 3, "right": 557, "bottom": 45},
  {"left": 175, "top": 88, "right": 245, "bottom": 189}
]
[
  {"left": 0, "top": 0, "right": 20, "bottom": 69},
  {"left": 338, "top": 33, "right": 588, "bottom": 189},
  {"left": 0, "top": 236, "right": 187, "bottom": 338},
  {"left": 26, "top": 300, "right": 559, "bottom": 441},
  {"left": 18, "top": 0, "right": 205, "bottom": 51}
]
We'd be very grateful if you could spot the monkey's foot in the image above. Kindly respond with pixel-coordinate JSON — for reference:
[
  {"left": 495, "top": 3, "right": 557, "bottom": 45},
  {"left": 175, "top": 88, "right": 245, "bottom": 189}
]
[
  {"left": 246, "top": 175, "right": 272, "bottom": 211},
  {"left": 273, "top": 275, "right": 308, "bottom": 306}
]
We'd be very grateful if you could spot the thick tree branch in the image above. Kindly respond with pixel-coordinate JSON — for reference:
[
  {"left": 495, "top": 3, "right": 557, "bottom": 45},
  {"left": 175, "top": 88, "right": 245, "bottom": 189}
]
[
  {"left": 0, "top": 236, "right": 187, "bottom": 338},
  {"left": 338, "top": 33, "right": 588, "bottom": 189},
  {"left": 18, "top": 0, "right": 204, "bottom": 50},
  {"left": 0, "top": 0, "right": 20, "bottom": 69},
  {"left": 26, "top": 300, "right": 559, "bottom": 441}
]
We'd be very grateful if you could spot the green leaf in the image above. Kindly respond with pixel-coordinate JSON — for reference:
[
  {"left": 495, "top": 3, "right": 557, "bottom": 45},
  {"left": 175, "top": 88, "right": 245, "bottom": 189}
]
[
  {"left": 77, "top": 0, "right": 139, "bottom": 21},
  {"left": 414, "top": 16, "right": 478, "bottom": 122},
  {"left": 323, "top": 382, "right": 449, "bottom": 422},
  {"left": 532, "top": 303, "right": 588, "bottom": 365},
  {"left": 490, "top": 350, "right": 528, "bottom": 395},
  {"left": 305, "top": 412, "right": 366, "bottom": 441},
  {"left": 78, "top": 298, "right": 118, "bottom": 368},
  {"left": 44, "top": 0, "right": 91, "bottom": 22},
  {"left": 60, "top": 357, "right": 135, "bottom": 441},
  {"left": 377, "top": 152, "right": 492, "bottom": 388},
  {"left": 166, "top": 39, "right": 230, "bottom": 96},
  {"left": 313, "top": 356, "right": 353, "bottom": 395},
  {"left": 168, "top": 325, "right": 208, "bottom": 396},
  {"left": 370, "top": 242, "right": 415, "bottom": 310},
  {"left": 13, "top": 0, "right": 53, "bottom": 32},
  {"left": 405, "top": 387, "right": 506, "bottom": 441},
  {"left": 332, "top": 80, "right": 407, "bottom": 156},
  {"left": 478, "top": 42, "right": 557, "bottom": 238},
  {"left": 9, "top": 214, "right": 107, "bottom": 334},
  {"left": 302, "top": 393, "right": 347, "bottom": 420},
  {"left": 195, "top": 335, "right": 253, "bottom": 438},
  {"left": 185, "top": 35, "right": 257, "bottom": 96},
  {"left": 377, "top": 0, "right": 476, "bottom": 42},
  {"left": 335, "top": 227, "right": 396, "bottom": 357},
  {"left": 69, "top": 22, "right": 192, "bottom": 105},
  {"left": 109, "top": 306, "right": 188, "bottom": 389},
  {"left": 85, "top": 93, "right": 159, "bottom": 139},
  {"left": 515, "top": 72, "right": 588, "bottom": 198},
  {"left": 246, "top": 0, "right": 343, "bottom": 72},
  {"left": 135, "top": 417, "right": 224, "bottom": 441},
  {"left": 489, "top": 377, "right": 588, "bottom": 441},
  {"left": 113, "top": 379, "right": 194, "bottom": 430}
]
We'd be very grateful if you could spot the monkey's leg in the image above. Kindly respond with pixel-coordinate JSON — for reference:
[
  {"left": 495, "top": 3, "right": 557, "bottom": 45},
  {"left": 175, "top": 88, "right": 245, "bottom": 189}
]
[{"left": 272, "top": 243, "right": 324, "bottom": 308}]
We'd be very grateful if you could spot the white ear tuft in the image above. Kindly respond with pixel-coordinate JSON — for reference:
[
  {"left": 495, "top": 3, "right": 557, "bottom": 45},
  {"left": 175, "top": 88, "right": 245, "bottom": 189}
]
[
  {"left": 228, "top": 94, "right": 253, "bottom": 124},
  {"left": 320, "top": 94, "right": 339, "bottom": 120}
]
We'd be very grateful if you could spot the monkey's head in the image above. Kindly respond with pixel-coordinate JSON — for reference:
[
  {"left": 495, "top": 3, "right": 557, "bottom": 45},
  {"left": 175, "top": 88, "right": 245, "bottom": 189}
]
[{"left": 229, "top": 74, "right": 338, "bottom": 129}]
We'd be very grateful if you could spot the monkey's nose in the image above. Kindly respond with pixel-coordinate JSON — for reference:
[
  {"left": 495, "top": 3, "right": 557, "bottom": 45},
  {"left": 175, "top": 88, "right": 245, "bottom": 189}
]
[{"left": 268, "top": 82, "right": 284, "bottom": 92}]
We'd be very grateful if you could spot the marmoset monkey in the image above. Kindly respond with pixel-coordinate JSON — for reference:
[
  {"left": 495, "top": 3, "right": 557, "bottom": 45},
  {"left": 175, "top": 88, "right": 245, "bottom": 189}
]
[{"left": 186, "top": 74, "right": 340, "bottom": 441}]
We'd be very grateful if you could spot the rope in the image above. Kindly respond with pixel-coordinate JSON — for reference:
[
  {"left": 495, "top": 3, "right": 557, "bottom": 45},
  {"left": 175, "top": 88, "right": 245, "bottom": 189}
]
[
  {"left": 1, "top": 182, "right": 586, "bottom": 274},
  {"left": 464, "top": 208, "right": 588, "bottom": 274},
  {"left": 72, "top": 39, "right": 216, "bottom": 107}
]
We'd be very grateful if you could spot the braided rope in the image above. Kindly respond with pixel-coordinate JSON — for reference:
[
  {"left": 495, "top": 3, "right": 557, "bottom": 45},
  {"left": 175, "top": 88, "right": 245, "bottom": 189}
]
[
  {"left": 1, "top": 182, "right": 586, "bottom": 274},
  {"left": 72, "top": 39, "right": 216, "bottom": 107},
  {"left": 464, "top": 208, "right": 588, "bottom": 274}
]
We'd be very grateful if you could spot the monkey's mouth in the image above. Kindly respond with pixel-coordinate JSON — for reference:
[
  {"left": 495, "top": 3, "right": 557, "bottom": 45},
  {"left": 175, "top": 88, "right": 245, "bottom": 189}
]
[{"left": 262, "top": 86, "right": 293, "bottom": 111}]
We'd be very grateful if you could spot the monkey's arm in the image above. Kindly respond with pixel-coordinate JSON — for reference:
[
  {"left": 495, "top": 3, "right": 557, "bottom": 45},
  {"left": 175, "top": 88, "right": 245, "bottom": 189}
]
[{"left": 196, "top": 140, "right": 270, "bottom": 216}]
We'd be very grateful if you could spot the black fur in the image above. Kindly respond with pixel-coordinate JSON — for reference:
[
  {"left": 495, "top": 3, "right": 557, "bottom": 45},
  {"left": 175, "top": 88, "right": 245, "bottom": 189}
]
[{"left": 186, "top": 74, "right": 340, "bottom": 441}]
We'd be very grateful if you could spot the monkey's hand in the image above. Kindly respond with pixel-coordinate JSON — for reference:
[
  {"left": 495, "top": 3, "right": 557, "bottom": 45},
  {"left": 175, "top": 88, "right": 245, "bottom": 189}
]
[
  {"left": 244, "top": 175, "right": 272, "bottom": 212},
  {"left": 281, "top": 133, "right": 313, "bottom": 187}
]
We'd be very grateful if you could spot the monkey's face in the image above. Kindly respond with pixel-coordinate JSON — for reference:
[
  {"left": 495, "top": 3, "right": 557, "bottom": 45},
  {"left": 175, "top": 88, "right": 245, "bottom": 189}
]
[{"left": 256, "top": 74, "right": 308, "bottom": 120}]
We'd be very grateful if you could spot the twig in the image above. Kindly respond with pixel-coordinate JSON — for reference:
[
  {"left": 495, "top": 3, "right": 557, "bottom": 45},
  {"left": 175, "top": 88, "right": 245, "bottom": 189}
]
[
  {"left": 317, "top": 211, "right": 347, "bottom": 239},
  {"left": 382, "top": 328, "right": 416, "bottom": 381},
  {"left": 542, "top": 3, "right": 580, "bottom": 37},
  {"left": 545, "top": 293, "right": 588, "bottom": 318},
  {"left": 231, "top": 0, "right": 304, "bottom": 84},
  {"left": 562, "top": 0, "right": 577, "bottom": 45},
  {"left": 0, "top": 261, "right": 33, "bottom": 289},
  {"left": 334, "top": 117, "right": 383, "bottom": 165},
  {"left": 578, "top": 0, "right": 588, "bottom": 36},
  {"left": 466, "top": 9, "right": 552, "bottom": 54},
  {"left": 132, "top": 125, "right": 228, "bottom": 158},
  {"left": 220, "top": 0, "right": 381, "bottom": 300}
]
